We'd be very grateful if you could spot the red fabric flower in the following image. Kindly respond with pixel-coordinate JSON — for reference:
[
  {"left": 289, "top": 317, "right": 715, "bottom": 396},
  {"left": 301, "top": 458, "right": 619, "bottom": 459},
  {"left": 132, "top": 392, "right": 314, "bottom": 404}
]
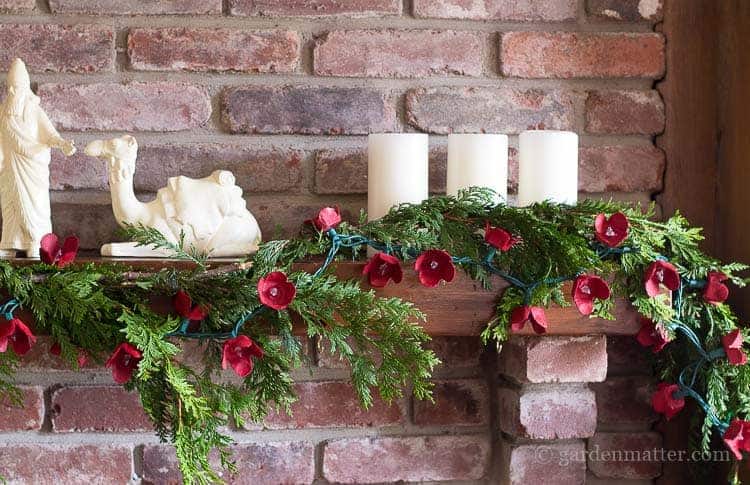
[
  {"left": 594, "top": 212, "right": 629, "bottom": 247},
  {"left": 258, "top": 272, "right": 296, "bottom": 310},
  {"left": 636, "top": 318, "right": 670, "bottom": 353},
  {"left": 414, "top": 250, "right": 456, "bottom": 288},
  {"left": 644, "top": 260, "right": 680, "bottom": 297},
  {"left": 222, "top": 335, "right": 264, "bottom": 378},
  {"left": 173, "top": 290, "right": 209, "bottom": 321},
  {"left": 0, "top": 318, "right": 35, "bottom": 355},
  {"left": 651, "top": 382, "right": 685, "bottom": 421},
  {"left": 362, "top": 252, "right": 403, "bottom": 288},
  {"left": 722, "top": 329, "right": 748, "bottom": 366},
  {"left": 510, "top": 305, "right": 548, "bottom": 334},
  {"left": 703, "top": 271, "right": 730, "bottom": 305},
  {"left": 50, "top": 342, "right": 88, "bottom": 367},
  {"left": 311, "top": 206, "right": 342, "bottom": 232},
  {"left": 40, "top": 233, "right": 79, "bottom": 268},
  {"left": 105, "top": 342, "right": 142, "bottom": 384},
  {"left": 572, "top": 274, "right": 611, "bottom": 315},
  {"left": 484, "top": 222, "right": 519, "bottom": 252},
  {"left": 723, "top": 419, "right": 750, "bottom": 460}
]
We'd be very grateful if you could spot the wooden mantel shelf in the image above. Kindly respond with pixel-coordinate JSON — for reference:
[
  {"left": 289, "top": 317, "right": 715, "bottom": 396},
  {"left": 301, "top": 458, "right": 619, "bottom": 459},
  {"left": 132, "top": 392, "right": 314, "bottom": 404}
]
[{"left": 5, "top": 257, "right": 641, "bottom": 337}]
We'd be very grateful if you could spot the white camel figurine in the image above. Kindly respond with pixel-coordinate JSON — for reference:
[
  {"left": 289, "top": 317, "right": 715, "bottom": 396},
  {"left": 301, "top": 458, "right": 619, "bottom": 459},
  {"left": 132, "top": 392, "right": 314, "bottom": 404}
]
[{"left": 85, "top": 135, "right": 262, "bottom": 258}]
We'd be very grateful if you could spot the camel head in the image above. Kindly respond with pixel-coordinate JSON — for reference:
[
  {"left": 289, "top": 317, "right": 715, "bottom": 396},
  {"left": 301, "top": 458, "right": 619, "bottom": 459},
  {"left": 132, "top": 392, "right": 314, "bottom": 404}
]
[{"left": 85, "top": 135, "right": 138, "bottom": 184}]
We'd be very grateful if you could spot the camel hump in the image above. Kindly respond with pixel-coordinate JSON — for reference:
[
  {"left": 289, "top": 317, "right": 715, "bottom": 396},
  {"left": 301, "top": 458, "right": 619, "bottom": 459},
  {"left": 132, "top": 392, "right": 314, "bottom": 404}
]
[{"left": 210, "top": 170, "right": 236, "bottom": 187}]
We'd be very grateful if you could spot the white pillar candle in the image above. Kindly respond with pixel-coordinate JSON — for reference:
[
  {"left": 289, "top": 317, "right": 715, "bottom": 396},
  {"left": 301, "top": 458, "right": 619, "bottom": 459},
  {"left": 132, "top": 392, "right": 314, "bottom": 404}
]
[
  {"left": 517, "top": 130, "right": 578, "bottom": 206},
  {"left": 367, "top": 133, "right": 429, "bottom": 221},
  {"left": 447, "top": 133, "right": 508, "bottom": 202}
]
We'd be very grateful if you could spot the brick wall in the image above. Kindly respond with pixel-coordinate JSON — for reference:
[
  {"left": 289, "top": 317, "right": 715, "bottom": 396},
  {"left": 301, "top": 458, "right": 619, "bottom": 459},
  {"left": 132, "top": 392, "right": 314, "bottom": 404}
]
[{"left": 0, "top": 0, "right": 666, "bottom": 483}]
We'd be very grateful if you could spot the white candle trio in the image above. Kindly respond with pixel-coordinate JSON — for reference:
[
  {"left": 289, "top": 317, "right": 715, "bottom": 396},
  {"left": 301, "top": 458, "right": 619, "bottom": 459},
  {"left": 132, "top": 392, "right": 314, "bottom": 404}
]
[{"left": 367, "top": 130, "right": 579, "bottom": 221}]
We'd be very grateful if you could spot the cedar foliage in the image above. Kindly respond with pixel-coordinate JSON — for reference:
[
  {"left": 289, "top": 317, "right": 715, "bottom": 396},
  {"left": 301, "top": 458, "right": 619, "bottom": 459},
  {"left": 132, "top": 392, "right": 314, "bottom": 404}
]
[{"left": 0, "top": 188, "right": 747, "bottom": 483}]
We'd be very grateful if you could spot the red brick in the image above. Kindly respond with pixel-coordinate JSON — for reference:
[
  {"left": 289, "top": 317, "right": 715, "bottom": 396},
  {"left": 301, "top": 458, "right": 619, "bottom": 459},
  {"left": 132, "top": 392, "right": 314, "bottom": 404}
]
[
  {"left": 499, "top": 336, "right": 608, "bottom": 383},
  {"left": 588, "top": 432, "right": 663, "bottom": 479},
  {"left": 501, "top": 32, "right": 665, "bottom": 78},
  {"left": 142, "top": 442, "right": 315, "bottom": 484},
  {"left": 261, "top": 381, "right": 404, "bottom": 428},
  {"left": 0, "top": 386, "right": 43, "bottom": 431},
  {"left": 222, "top": 86, "right": 395, "bottom": 135},
  {"left": 414, "top": 0, "right": 576, "bottom": 21},
  {"left": 586, "top": 90, "right": 665, "bottom": 134},
  {"left": 0, "top": 24, "right": 113, "bottom": 73},
  {"left": 498, "top": 385, "right": 597, "bottom": 439},
  {"left": 580, "top": 145, "right": 665, "bottom": 193},
  {"left": 591, "top": 377, "right": 657, "bottom": 428},
  {"left": 606, "top": 336, "right": 651, "bottom": 375},
  {"left": 51, "top": 203, "right": 120, "bottom": 250},
  {"left": 0, "top": 0, "right": 34, "bottom": 12},
  {"left": 406, "top": 87, "right": 580, "bottom": 134},
  {"left": 50, "top": 0, "right": 221, "bottom": 14},
  {"left": 230, "top": 0, "right": 400, "bottom": 17},
  {"left": 18, "top": 335, "right": 101, "bottom": 370},
  {"left": 500, "top": 441, "right": 586, "bottom": 485},
  {"left": 324, "top": 435, "right": 490, "bottom": 482},
  {"left": 314, "top": 147, "right": 447, "bottom": 195},
  {"left": 0, "top": 444, "right": 132, "bottom": 483},
  {"left": 587, "top": 0, "right": 663, "bottom": 21},
  {"left": 54, "top": 144, "right": 303, "bottom": 193},
  {"left": 51, "top": 386, "right": 151, "bottom": 432},
  {"left": 426, "top": 336, "right": 484, "bottom": 368},
  {"left": 414, "top": 379, "right": 489, "bottom": 426},
  {"left": 39, "top": 82, "right": 211, "bottom": 132},
  {"left": 314, "top": 30, "right": 483, "bottom": 78},
  {"left": 129, "top": 28, "right": 299, "bottom": 73}
]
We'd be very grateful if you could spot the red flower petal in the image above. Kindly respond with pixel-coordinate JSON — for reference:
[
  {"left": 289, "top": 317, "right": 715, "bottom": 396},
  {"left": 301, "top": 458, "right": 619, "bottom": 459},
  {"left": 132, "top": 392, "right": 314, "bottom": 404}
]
[
  {"left": 414, "top": 250, "right": 455, "bottom": 288},
  {"left": 8, "top": 319, "right": 35, "bottom": 356},
  {"left": 187, "top": 305, "right": 209, "bottom": 321},
  {"left": 363, "top": 252, "right": 403, "bottom": 288},
  {"left": 105, "top": 342, "right": 142, "bottom": 384},
  {"left": 652, "top": 382, "right": 684, "bottom": 421},
  {"left": 258, "top": 272, "right": 296, "bottom": 310},
  {"left": 704, "top": 271, "right": 729, "bottom": 304},
  {"left": 572, "top": 275, "right": 611, "bottom": 316},
  {"left": 723, "top": 330, "right": 747, "bottom": 365},
  {"left": 529, "top": 307, "right": 548, "bottom": 334},
  {"left": 724, "top": 419, "right": 748, "bottom": 460},
  {"left": 635, "top": 318, "right": 670, "bottom": 353},
  {"left": 594, "top": 212, "right": 629, "bottom": 247},
  {"left": 222, "top": 335, "right": 262, "bottom": 378},
  {"left": 39, "top": 233, "right": 59, "bottom": 265},
  {"left": 50, "top": 342, "right": 62, "bottom": 356},
  {"left": 173, "top": 290, "right": 193, "bottom": 319},
  {"left": 484, "top": 222, "right": 517, "bottom": 252},
  {"left": 57, "top": 236, "right": 79, "bottom": 267},
  {"left": 510, "top": 305, "right": 530, "bottom": 332},
  {"left": 644, "top": 261, "right": 680, "bottom": 297},
  {"left": 312, "top": 206, "right": 342, "bottom": 232}
]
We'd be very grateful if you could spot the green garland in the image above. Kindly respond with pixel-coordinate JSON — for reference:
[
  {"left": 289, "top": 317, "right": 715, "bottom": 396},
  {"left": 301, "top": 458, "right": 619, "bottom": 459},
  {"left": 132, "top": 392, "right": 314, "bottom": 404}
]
[{"left": 0, "top": 188, "right": 748, "bottom": 484}]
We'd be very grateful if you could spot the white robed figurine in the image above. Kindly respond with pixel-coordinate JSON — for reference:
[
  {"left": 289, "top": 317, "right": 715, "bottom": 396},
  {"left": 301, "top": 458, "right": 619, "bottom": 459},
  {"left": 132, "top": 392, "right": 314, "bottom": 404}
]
[{"left": 0, "top": 58, "right": 75, "bottom": 258}]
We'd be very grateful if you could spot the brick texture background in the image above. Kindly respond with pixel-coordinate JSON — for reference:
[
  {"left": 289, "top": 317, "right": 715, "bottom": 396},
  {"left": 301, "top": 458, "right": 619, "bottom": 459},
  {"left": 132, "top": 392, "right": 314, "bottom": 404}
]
[{"left": 0, "top": 0, "right": 666, "bottom": 483}]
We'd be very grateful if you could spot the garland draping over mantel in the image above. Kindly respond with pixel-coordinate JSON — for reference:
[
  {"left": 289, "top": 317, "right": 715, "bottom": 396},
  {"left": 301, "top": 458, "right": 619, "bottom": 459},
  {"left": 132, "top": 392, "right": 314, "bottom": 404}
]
[{"left": 0, "top": 189, "right": 748, "bottom": 484}]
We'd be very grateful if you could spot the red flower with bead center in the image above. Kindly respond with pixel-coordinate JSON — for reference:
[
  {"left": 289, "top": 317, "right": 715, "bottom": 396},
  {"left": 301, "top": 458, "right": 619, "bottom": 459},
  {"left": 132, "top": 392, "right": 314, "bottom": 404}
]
[
  {"left": 40, "top": 233, "right": 79, "bottom": 268},
  {"left": 414, "top": 250, "right": 455, "bottom": 288},
  {"left": 572, "top": 274, "right": 611, "bottom": 315},
  {"left": 258, "top": 272, "right": 296, "bottom": 310},
  {"left": 724, "top": 419, "right": 750, "bottom": 460},
  {"left": 704, "top": 271, "right": 730, "bottom": 305},
  {"left": 0, "top": 317, "right": 35, "bottom": 355},
  {"left": 651, "top": 382, "right": 685, "bottom": 421},
  {"left": 510, "top": 305, "right": 548, "bottom": 334},
  {"left": 722, "top": 329, "right": 747, "bottom": 366},
  {"left": 594, "top": 212, "right": 629, "bottom": 248},
  {"left": 362, "top": 252, "right": 403, "bottom": 288},
  {"left": 484, "top": 222, "right": 519, "bottom": 252},
  {"left": 644, "top": 260, "right": 680, "bottom": 297},
  {"left": 311, "top": 206, "right": 342, "bottom": 232},
  {"left": 105, "top": 342, "right": 142, "bottom": 384},
  {"left": 636, "top": 318, "right": 670, "bottom": 353},
  {"left": 222, "top": 335, "right": 264, "bottom": 378}
]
